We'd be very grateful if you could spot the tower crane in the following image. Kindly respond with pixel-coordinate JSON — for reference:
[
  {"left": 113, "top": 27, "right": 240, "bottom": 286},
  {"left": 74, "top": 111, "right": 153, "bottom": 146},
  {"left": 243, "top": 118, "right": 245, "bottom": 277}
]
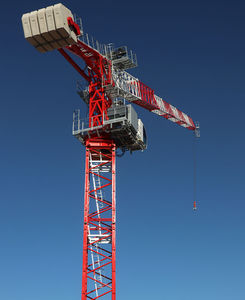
[{"left": 21, "top": 3, "right": 200, "bottom": 299}]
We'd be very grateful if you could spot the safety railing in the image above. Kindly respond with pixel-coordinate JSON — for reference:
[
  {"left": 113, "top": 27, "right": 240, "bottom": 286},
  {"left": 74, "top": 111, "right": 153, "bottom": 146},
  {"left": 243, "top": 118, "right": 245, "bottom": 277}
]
[
  {"left": 72, "top": 110, "right": 105, "bottom": 136},
  {"left": 110, "top": 69, "right": 141, "bottom": 101},
  {"left": 79, "top": 33, "right": 112, "bottom": 58},
  {"left": 78, "top": 33, "right": 137, "bottom": 69},
  {"left": 73, "top": 14, "right": 83, "bottom": 36}
]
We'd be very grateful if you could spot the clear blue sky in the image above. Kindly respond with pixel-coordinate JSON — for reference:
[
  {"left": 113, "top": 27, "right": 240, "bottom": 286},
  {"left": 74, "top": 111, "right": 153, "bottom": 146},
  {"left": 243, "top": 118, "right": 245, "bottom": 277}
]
[{"left": 1, "top": 0, "right": 245, "bottom": 299}]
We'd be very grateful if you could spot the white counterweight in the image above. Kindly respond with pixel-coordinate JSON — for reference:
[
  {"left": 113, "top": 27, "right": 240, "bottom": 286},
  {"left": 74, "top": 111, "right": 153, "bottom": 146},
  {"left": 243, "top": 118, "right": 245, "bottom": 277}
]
[{"left": 21, "top": 3, "right": 80, "bottom": 53}]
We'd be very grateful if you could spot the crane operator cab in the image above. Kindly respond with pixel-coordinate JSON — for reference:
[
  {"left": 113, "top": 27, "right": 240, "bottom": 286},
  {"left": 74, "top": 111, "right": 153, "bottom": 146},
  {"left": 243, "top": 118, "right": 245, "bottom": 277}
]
[{"left": 72, "top": 98, "right": 147, "bottom": 153}]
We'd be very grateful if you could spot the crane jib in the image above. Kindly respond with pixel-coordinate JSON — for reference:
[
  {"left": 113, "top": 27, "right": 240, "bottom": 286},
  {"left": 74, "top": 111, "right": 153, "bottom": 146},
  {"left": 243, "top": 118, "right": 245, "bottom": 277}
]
[
  {"left": 64, "top": 36, "right": 197, "bottom": 131},
  {"left": 108, "top": 68, "right": 196, "bottom": 130}
]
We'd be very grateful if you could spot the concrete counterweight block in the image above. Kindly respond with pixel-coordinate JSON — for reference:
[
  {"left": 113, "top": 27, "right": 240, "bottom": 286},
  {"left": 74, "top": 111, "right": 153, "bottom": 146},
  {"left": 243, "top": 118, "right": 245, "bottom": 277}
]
[{"left": 21, "top": 3, "right": 79, "bottom": 53}]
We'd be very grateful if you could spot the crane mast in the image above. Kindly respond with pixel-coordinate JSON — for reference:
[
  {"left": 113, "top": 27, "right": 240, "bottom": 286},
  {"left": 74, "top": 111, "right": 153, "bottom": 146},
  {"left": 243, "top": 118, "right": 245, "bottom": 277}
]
[
  {"left": 21, "top": 3, "right": 199, "bottom": 299},
  {"left": 82, "top": 139, "right": 116, "bottom": 299}
]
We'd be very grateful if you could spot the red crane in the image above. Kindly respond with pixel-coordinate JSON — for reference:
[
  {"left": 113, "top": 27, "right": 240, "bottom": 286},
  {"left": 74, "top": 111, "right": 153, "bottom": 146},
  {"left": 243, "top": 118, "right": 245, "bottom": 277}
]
[{"left": 22, "top": 4, "right": 199, "bottom": 300}]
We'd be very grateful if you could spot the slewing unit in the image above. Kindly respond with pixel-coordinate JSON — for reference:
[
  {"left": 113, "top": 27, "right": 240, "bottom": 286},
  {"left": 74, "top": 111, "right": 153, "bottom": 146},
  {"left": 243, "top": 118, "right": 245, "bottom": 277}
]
[{"left": 73, "top": 100, "right": 147, "bottom": 152}]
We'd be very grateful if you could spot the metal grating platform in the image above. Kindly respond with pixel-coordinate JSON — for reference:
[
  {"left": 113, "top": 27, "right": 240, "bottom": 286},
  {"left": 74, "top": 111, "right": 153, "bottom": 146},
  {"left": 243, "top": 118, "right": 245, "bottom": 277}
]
[{"left": 72, "top": 104, "right": 146, "bottom": 152}]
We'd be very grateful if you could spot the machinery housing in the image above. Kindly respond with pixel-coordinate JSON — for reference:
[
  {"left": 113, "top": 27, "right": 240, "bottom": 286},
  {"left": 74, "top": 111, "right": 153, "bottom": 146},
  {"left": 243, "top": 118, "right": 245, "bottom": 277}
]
[{"left": 73, "top": 102, "right": 147, "bottom": 152}]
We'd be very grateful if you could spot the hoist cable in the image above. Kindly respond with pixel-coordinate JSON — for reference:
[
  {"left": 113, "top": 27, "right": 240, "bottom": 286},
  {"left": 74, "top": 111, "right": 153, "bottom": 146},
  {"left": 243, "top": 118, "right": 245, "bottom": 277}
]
[{"left": 193, "top": 134, "right": 197, "bottom": 210}]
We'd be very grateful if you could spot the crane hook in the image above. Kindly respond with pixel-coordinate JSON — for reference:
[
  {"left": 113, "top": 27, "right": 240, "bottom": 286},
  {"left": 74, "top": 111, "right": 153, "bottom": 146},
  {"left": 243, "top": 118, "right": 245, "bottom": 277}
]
[{"left": 193, "top": 200, "right": 197, "bottom": 210}]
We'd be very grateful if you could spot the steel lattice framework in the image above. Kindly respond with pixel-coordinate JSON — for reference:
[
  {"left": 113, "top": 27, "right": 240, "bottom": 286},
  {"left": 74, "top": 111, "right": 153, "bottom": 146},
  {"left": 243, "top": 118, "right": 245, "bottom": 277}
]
[{"left": 82, "top": 140, "right": 116, "bottom": 299}]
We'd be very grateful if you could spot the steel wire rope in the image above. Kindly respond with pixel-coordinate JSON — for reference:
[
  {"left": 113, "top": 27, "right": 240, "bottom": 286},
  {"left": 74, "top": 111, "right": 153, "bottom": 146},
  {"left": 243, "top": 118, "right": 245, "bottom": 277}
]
[{"left": 193, "top": 134, "right": 197, "bottom": 210}]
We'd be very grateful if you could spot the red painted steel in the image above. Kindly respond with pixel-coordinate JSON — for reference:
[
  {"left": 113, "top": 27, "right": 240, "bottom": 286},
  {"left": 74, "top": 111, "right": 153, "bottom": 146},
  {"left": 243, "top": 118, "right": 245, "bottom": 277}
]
[
  {"left": 66, "top": 40, "right": 112, "bottom": 87},
  {"left": 82, "top": 147, "right": 90, "bottom": 299},
  {"left": 111, "top": 147, "right": 116, "bottom": 300},
  {"left": 67, "top": 17, "right": 81, "bottom": 35},
  {"left": 82, "top": 139, "right": 116, "bottom": 299},
  {"left": 60, "top": 41, "right": 113, "bottom": 129},
  {"left": 58, "top": 48, "right": 90, "bottom": 82},
  {"left": 87, "top": 70, "right": 111, "bottom": 128},
  {"left": 134, "top": 81, "right": 196, "bottom": 130}
]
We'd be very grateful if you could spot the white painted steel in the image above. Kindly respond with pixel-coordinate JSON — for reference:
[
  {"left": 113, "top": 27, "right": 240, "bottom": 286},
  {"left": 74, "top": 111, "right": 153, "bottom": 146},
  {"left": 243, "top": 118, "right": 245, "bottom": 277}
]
[
  {"left": 105, "top": 68, "right": 141, "bottom": 101},
  {"left": 88, "top": 158, "right": 103, "bottom": 297},
  {"left": 137, "top": 119, "right": 144, "bottom": 142}
]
